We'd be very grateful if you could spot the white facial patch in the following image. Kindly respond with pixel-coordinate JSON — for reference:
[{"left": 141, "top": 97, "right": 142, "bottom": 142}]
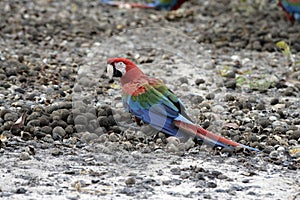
[
  {"left": 115, "top": 62, "right": 126, "bottom": 76},
  {"left": 107, "top": 64, "right": 114, "bottom": 78}
]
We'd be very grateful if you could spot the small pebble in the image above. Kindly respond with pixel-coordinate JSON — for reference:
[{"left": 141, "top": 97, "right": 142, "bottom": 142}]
[
  {"left": 170, "top": 167, "right": 181, "bottom": 175},
  {"left": 125, "top": 177, "right": 136, "bottom": 186},
  {"left": 166, "top": 143, "right": 179, "bottom": 152},
  {"left": 81, "top": 132, "right": 98, "bottom": 143},
  {"left": 15, "top": 187, "right": 27, "bottom": 194},
  {"left": 206, "top": 182, "right": 217, "bottom": 188},
  {"left": 225, "top": 80, "right": 236, "bottom": 89},
  {"left": 195, "top": 78, "right": 205, "bottom": 85},
  {"left": 166, "top": 136, "right": 180, "bottom": 145},
  {"left": 51, "top": 148, "right": 63, "bottom": 157},
  {"left": 19, "top": 152, "right": 31, "bottom": 161}
]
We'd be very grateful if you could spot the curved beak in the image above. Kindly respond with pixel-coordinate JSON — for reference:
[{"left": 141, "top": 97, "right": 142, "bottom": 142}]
[{"left": 106, "top": 64, "right": 114, "bottom": 79}]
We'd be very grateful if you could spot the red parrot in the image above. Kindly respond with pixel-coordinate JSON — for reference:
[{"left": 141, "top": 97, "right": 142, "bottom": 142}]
[
  {"left": 101, "top": 0, "right": 188, "bottom": 10},
  {"left": 107, "top": 58, "right": 260, "bottom": 152}
]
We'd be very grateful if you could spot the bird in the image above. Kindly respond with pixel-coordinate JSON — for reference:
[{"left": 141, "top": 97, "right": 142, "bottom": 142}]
[
  {"left": 106, "top": 57, "right": 260, "bottom": 152},
  {"left": 278, "top": 0, "right": 300, "bottom": 22},
  {"left": 101, "top": 0, "right": 188, "bottom": 10}
]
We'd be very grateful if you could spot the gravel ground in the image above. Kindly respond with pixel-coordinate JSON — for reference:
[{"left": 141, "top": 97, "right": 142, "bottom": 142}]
[{"left": 0, "top": 0, "right": 300, "bottom": 199}]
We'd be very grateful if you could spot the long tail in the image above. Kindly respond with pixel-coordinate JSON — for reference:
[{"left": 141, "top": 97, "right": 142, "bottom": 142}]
[
  {"left": 174, "top": 120, "right": 260, "bottom": 152},
  {"left": 101, "top": 0, "right": 155, "bottom": 9}
]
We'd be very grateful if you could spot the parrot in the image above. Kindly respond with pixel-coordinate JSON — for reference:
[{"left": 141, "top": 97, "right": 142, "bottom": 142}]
[
  {"left": 101, "top": 0, "right": 188, "bottom": 10},
  {"left": 106, "top": 58, "right": 260, "bottom": 152},
  {"left": 278, "top": 0, "right": 300, "bottom": 22}
]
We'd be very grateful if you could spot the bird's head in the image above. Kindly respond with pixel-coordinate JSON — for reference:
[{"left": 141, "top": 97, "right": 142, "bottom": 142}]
[{"left": 106, "top": 58, "right": 138, "bottom": 78}]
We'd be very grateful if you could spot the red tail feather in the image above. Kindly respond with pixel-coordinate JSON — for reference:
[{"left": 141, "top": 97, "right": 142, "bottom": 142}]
[{"left": 174, "top": 120, "right": 241, "bottom": 147}]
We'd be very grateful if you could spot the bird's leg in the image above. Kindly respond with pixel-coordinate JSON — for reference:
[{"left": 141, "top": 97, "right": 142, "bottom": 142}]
[{"left": 133, "top": 116, "right": 144, "bottom": 126}]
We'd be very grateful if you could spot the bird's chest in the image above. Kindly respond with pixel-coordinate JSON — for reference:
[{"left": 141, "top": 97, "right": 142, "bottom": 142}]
[{"left": 122, "top": 94, "right": 131, "bottom": 112}]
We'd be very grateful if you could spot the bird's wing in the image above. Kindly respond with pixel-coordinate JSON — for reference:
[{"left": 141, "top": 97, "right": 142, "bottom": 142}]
[
  {"left": 122, "top": 78, "right": 178, "bottom": 116},
  {"left": 148, "top": 78, "right": 193, "bottom": 122},
  {"left": 101, "top": 0, "right": 186, "bottom": 10},
  {"left": 122, "top": 77, "right": 191, "bottom": 135},
  {"left": 154, "top": 0, "right": 187, "bottom": 10}
]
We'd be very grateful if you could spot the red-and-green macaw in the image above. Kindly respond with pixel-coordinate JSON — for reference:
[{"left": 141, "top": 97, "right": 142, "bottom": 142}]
[
  {"left": 101, "top": 0, "right": 188, "bottom": 10},
  {"left": 107, "top": 58, "right": 260, "bottom": 151},
  {"left": 278, "top": 0, "right": 300, "bottom": 22}
]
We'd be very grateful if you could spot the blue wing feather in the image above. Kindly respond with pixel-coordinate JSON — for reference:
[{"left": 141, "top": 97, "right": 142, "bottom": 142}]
[{"left": 146, "top": 0, "right": 178, "bottom": 10}]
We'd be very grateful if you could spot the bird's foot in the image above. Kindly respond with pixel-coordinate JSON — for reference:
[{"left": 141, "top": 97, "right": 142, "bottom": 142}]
[{"left": 133, "top": 116, "right": 144, "bottom": 126}]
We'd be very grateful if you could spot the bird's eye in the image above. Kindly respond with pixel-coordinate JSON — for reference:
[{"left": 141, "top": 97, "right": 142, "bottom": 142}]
[
  {"left": 115, "top": 62, "right": 126, "bottom": 76},
  {"left": 116, "top": 62, "right": 125, "bottom": 70}
]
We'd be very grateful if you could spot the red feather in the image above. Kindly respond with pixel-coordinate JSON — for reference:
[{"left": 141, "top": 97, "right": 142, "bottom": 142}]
[{"left": 174, "top": 121, "right": 242, "bottom": 147}]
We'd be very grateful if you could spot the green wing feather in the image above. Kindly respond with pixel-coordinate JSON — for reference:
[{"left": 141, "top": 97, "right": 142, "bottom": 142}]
[
  {"left": 151, "top": 79, "right": 192, "bottom": 121},
  {"left": 157, "top": 0, "right": 173, "bottom": 4},
  {"left": 122, "top": 77, "right": 193, "bottom": 121},
  {"left": 122, "top": 78, "right": 179, "bottom": 112}
]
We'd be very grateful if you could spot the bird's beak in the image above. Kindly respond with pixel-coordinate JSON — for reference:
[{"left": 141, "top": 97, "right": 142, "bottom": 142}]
[{"left": 107, "top": 64, "right": 114, "bottom": 79}]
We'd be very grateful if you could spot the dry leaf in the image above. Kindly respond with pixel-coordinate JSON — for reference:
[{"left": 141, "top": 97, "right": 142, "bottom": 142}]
[
  {"left": 223, "top": 122, "right": 239, "bottom": 130},
  {"left": 0, "top": 134, "right": 7, "bottom": 142},
  {"left": 11, "top": 112, "right": 26, "bottom": 130}
]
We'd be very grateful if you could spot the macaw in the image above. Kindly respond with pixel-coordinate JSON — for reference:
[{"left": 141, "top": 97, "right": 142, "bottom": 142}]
[
  {"left": 106, "top": 58, "right": 260, "bottom": 152},
  {"left": 278, "top": 0, "right": 300, "bottom": 22},
  {"left": 101, "top": 0, "right": 188, "bottom": 10}
]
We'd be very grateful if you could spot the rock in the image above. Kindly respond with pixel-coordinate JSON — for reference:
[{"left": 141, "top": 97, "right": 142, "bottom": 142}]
[
  {"left": 52, "top": 126, "right": 66, "bottom": 139},
  {"left": 181, "top": 138, "right": 195, "bottom": 150},
  {"left": 242, "top": 179, "right": 251, "bottom": 183},
  {"left": 205, "top": 93, "right": 215, "bottom": 100},
  {"left": 269, "top": 150, "right": 279, "bottom": 159},
  {"left": 195, "top": 78, "right": 205, "bottom": 85},
  {"left": 27, "top": 119, "right": 41, "bottom": 127},
  {"left": 206, "top": 182, "right": 217, "bottom": 188},
  {"left": 166, "top": 143, "right": 179, "bottom": 153},
  {"left": 178, "top": 77, "right": 189, "bottom": 84},
  {"left": 225, "top": 80, "right": 236, "bottom": 89},
  {"left": 170, "top": 167, "right": 181, "bottom": 175},
  {"left": 15, "top": 187, "right": 27, "bottom": 194},
  {"left": 226, "top": 70, "right": 236, "bottom": 78},
  {"left": 74, "top": 115, "right": 88, "bottom": 125},
  {"left": 3, "top": 112, "right": 18, "bottom": 121},
  {"left": 125, "top": 177, "right": 136, "bottom": 186},
  {"left": 81, "top": 132, "right": 98, "bottom": 143},
  {"left": 191, "top": 95, "right": 204, "bottom": 104},
  {"left": 39, "top": 116, "right": 50, "bottom": 126},
  {"left": 290, "top": 130, "right": 300, "bottom": 140},
  {"left": 211, "top": 105, "right": 225, "bottom": 113},
  {"left": 252, "top": 41, "right": 262, "bottom": 50},
  {"left": 51, "top": 148, "right": 63, "bottom": 157},
  {"left": 258, "top": 117, "right": 270, "bottom": 128},
  {"left": 108, "top": 133, "right": 119, "bottom": 142},
  {"left": 180, "top": 172, "right": 190, "bottom": 179},
  {"left": 96, "top": 134, "right": 108, "bottom": 143},
  {"left": 270, "top": 98, "right": 279, "bottom": 105},
  {"left": 41, "top": 126, "right": 52, "bottom": 135},
  {"left": 19, "top": 152, "right": 31, "bottom": 161},
  {"left": 166, "top": 136, "right": 180, "bottom": 146},
  {"left": 66, "top": 194, "right": 80, "bottom": 200},
  {"left": 45, "top": 105, "right": 60, "bottom": 114}
]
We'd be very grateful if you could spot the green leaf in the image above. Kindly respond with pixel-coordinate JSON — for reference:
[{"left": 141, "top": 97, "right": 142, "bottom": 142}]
[
  {"left": 220, "top": 66, "right": 231, "bottom": 77},
  {"left": 236, "top": 75, "right": 248, "bottom": 86},
  {"left": 276, "top": 41, "right": 291, "bottom": 56}
]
